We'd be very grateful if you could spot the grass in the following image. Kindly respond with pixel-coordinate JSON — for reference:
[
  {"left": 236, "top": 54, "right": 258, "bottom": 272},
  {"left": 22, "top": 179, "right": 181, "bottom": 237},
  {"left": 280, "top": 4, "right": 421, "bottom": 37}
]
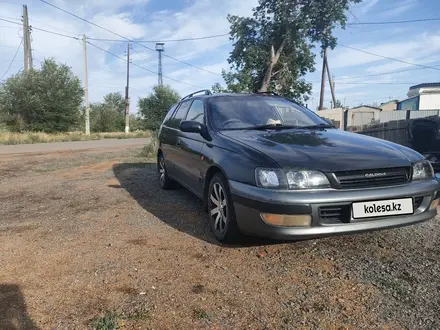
[
  {"left": 193, "top": 307, "right": 210, "bottom": 320},
  {"left": 139, "top": 130, "right": 158, "bottom": 159},
  {"left": 0, "top": 131, "right": 152, "bottom": 145},
  {"left": 92, "top": 312, "right": 118, "bottom": 330},
  {"left": 91, "top": 309, "right": 150, "bottom": 330}
]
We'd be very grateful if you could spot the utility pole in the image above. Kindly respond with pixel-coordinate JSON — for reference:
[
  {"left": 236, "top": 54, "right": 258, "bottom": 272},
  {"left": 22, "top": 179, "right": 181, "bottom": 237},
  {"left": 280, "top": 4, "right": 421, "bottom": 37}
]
[
  {"left": 319, "top": 47, "right": 327, "bottom": 110},
  {"left": 22, "top": 5, "right": 32, "bottom": 71},
  {"left": 156, "top": 42, "right": 164, "bottom": 86},
  {"left": 325, "top": 57, "right": 337, "bottom": 108},
  {"left": 82, "top": 34, "right": 90, "bottom": 135},
  {"left": 124, "top": 42, "right": 130, "bottom": 133}
]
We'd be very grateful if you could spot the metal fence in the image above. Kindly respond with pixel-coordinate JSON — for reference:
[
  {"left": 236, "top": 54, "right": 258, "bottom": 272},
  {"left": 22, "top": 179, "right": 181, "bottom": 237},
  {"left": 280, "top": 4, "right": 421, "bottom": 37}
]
[{"left": 347, "top": 110, "right": 440, "bottom": 130}]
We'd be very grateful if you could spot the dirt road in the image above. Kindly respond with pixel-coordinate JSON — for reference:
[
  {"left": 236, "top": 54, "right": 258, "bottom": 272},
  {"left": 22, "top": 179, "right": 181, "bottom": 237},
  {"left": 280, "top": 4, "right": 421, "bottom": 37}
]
[
  {"left": 0, "top": 138, "right": 149, "bottom": 155},
  {"left": 0, "top": 146, "right": 439, "bottom": 329}
]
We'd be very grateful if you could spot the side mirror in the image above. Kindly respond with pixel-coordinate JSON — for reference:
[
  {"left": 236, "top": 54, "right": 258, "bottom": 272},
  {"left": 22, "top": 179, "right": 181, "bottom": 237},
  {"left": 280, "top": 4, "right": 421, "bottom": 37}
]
[{"left": 180, "top": 120, "right": 204, "bottom": 133}]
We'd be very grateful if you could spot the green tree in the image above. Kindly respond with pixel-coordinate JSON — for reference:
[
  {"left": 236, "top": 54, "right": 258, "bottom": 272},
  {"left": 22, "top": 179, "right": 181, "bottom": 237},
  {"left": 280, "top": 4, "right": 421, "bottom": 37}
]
[
  {"left": 0, "top": 58, "right": 84, "bottom": 132},
  {"left": 222, "top": 0, "right": 361, "bottom": 101},
  {"left": 89, "top": 92, "right": 126, "bottom": 132},
  {"left": 211, "top": 82, "right": 229, "bottom": 93},
  {"left": 138, "top": 85, "right": 180, "bottom": 130}
]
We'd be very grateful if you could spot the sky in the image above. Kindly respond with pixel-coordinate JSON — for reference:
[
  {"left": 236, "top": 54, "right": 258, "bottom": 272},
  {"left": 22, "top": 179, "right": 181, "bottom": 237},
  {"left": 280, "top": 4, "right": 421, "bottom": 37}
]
[{"left": 1, "top": 0, "right": 440, "bottom": 112}]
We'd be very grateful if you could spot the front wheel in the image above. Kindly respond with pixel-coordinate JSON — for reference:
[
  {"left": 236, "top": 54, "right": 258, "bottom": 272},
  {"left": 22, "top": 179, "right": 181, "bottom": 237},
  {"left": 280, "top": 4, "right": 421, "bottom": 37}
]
[
  {"left": 207, "top": 173, "right": 240, "bottom": 243},
  {"left": 157, "top": 153, "right": 175, "bottom": 190}
]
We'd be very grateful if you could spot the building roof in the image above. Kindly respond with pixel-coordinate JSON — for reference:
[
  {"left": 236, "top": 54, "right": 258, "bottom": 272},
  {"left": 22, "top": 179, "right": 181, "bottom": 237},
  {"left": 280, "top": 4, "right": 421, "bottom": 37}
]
[
  {"left": 349, "top": 105, "right": 382, "bottom": 111},
  {"left": 397, "top": 95, "right": 418, "bottom": 104},
  {"left": 380, "top": 99, "right": 398, "bottom": 105},
  {"left": 409, "top": 82, "right": 440, "bottom": 90}
]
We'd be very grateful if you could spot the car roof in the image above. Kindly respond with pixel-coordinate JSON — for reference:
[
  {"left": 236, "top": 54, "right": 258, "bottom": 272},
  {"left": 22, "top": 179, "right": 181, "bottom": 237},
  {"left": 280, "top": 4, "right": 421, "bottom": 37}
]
[{"left": 180, "top": 92, "right": 281, "bottom": 102}]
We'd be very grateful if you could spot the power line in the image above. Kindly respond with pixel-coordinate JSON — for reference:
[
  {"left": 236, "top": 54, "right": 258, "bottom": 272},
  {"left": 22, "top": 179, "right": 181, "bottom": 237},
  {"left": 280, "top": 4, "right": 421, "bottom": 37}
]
[
  {"left": 86, "top": 41, "right": 204, "bottom": 89},
  {"left": 347, "top": 17, "right": 440, "bottom": 25},
  {"left": 0, "top": 15, "right": 21, "bottom": 20},
  {"left": 39, "top": 0, "right": 222, "bottom": 76},
  {"left": 0, "top": 0, "right": 23, "bottom": 4},
  {"left": 332, "top": 64, "right": 440, "bottom": 81},
  {"left": 29, "top": 18, "right": 80, "bottom": 36},
  {"left": 0, "top": 38, "right": 23, "bottom": 81},
  {"left": 88, "top": 33, "right": 230, "bottom": 43},
  {"left": 31, "top": 25, "right": 79, "bottom": 39},
  {"left": 338, "top": 44, "right": 440, "bottom": 71},
  {"left": 329, "top": 82, "right": 420, "bottom": 85},
  {"left": 0, "top": 18, "right": 79, "bottom": 39}
]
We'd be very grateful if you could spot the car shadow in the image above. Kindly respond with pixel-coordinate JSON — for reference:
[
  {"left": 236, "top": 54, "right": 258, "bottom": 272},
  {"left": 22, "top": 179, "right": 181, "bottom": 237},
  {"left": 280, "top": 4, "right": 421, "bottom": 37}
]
[
  {"left": 112, "top": 162, "right": 286, "bottom": 247},
  {"left": 0, "top": 284, "right": 40, "bottom": 330}
]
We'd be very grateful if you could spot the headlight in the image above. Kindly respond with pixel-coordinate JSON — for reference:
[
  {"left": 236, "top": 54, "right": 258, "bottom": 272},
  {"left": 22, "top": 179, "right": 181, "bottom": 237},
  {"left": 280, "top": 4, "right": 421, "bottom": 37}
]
[
  {"left": 286, "top": 170, "right": 330, "bottom": 189},
  {"left": 255, "top": 168, "right": 330, "bottom": 189},
  {"left": 255, "top": 168, "right": 283, "bottom": 188},
  {"left": 412, "top": 160, "right": 434, "bottom": 181}
]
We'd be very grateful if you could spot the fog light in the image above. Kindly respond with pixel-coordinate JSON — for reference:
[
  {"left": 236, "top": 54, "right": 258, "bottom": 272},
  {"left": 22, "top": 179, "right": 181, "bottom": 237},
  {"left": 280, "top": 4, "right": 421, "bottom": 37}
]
[
  {"left": 430, "top": 199, "right": 439, "bottom": 211},
  {"left": 260, "top": 213, "right": 312, "bottom": 227}
]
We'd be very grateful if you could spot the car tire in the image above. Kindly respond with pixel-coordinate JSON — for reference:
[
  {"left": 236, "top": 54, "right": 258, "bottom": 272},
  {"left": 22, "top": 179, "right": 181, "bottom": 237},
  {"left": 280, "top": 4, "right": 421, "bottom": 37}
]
[
  {"left": 157, "top": 153, "right": 175, "bottom": 190},
  {"left": 207, "top": 173, "right": 240, "bottom": 243}
]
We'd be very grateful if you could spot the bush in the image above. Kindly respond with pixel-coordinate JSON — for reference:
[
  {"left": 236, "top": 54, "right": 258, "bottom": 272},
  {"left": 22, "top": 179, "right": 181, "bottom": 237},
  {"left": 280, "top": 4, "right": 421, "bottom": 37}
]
[{"left": 140, "top": 130, "right": 158, "bottom": 159}]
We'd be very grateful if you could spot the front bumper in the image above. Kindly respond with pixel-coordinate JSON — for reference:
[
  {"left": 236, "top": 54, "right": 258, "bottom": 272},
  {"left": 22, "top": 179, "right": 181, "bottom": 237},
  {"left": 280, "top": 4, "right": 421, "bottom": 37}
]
[{"left": 230, "top": 179, "right": 440, "bottom": 240}]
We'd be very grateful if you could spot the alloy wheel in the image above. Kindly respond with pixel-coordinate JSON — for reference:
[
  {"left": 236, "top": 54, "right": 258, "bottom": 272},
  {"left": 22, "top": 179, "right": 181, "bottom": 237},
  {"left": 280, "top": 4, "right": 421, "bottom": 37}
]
[
  {"left": 159, "top": 156, "right": 166, "bottom": 185},
  {"left": 210, "top": 182, "right": 227, "bottom": 233}
]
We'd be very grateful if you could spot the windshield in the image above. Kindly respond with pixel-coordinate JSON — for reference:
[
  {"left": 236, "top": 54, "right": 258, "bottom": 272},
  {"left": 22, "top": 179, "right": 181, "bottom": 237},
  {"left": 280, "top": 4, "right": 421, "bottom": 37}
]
[{"left": 208, "top": 95, "right": 328, "bottom": 130}]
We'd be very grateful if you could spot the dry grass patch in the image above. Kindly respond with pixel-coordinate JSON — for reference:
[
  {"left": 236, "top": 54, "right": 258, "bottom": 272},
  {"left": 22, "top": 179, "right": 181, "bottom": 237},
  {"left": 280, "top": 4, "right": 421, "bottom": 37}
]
[{"left": 0, "top": 131, "right": 152, "bottom": 145}]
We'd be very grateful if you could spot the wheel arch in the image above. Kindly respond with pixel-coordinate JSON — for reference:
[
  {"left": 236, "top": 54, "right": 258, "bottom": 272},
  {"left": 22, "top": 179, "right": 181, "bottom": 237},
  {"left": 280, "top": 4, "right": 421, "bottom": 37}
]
[{"left": 203, "top": 164, "right": 229, "bottom": 212}]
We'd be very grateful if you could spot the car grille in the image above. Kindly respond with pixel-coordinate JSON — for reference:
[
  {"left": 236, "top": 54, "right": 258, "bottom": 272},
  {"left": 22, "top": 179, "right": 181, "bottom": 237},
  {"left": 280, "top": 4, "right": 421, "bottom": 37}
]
[
  {"left": 319, "top": 205, "right": 351, "bottom": 224},
  {"left": 333, "top": 167, "right": 410, "bottom": 189}
]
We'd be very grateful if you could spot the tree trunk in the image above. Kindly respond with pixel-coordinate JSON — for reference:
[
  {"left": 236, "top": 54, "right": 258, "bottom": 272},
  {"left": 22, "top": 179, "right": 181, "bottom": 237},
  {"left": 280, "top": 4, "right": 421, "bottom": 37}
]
[{"left": 259, "top": 39, "right": 286, "bottom": 92}]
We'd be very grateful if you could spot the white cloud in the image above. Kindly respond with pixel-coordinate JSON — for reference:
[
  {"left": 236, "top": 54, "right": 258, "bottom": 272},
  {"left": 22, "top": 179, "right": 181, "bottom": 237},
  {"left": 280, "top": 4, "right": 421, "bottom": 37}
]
[{"left": 379, "top": 0, "right": 418, "bottom": 18}]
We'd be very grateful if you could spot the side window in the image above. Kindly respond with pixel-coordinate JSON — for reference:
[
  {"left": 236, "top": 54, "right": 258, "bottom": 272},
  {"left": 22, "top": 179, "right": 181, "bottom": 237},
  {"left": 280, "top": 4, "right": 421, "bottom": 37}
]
[
  {"left": 163, "top": 103, "right": 179, "bottom": 127},
  {"left": 168, "top": 100, "right": 192, "bottom": 129},
  {"left": 185, "top": 99, "right": 205, "bottom": 124}
]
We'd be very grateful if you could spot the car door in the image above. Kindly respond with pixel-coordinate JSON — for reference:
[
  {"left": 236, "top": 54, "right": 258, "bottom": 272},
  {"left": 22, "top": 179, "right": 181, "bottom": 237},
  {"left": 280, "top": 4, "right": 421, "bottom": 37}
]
[
  {"left": 159, "top": 103, "right": 179, "bottom": 172},
  {"left": 177, "top": 98, "right": 206, "bottom": 196},
  {"left": 163, "top": 100, "right": 192, "bottom": 179}
]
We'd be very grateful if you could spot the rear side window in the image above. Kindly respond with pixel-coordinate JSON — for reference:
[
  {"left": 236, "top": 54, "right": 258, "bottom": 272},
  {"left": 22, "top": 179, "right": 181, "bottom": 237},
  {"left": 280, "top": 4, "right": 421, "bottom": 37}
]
[
  {"left": 185, "top": 99, "right": 204, "bottom": 124},
  {"left": 168, "top": 100, "right": 192, "bottom": 129},
  {"left": 162, "top": 103, "right": 178, "bottom": 127}
]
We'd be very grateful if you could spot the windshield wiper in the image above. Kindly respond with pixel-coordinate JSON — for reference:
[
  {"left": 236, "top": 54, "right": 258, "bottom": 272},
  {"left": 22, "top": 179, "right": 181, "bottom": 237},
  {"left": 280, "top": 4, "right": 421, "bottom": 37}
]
[
  {"left": 245, "top": 123, "right": 298, "bottom": 130},
  {"left": 298, "top": 123, "right": 335, "bottom": 129}
]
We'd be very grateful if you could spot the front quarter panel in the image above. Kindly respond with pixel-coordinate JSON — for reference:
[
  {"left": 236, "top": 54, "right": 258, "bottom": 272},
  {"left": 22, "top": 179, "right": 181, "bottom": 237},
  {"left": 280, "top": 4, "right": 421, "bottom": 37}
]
[{"left": 202, "top": 132, "right": 279, "bottom": 185}]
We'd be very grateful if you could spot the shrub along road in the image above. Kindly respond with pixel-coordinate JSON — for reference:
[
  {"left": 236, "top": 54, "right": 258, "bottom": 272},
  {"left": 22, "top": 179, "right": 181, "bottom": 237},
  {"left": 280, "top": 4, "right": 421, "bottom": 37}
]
[{"left": 0, "top": 146, "right": 439, "bottom": 329}]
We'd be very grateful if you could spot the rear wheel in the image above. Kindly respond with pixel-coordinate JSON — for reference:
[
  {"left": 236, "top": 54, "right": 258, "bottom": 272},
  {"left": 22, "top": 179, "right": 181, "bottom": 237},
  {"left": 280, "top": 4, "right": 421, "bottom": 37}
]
[
  {"left": 158, "top": 153, "right": 175, "bottom": 189},
  {"left": 208, "top": 173, "right": 240, "bottom": 242}
]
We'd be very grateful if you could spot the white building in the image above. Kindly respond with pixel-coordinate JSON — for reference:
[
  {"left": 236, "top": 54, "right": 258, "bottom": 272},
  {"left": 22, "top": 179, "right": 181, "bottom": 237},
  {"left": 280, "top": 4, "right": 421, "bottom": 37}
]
[{"left": 397, "top": 83, "right": 440, "bottom": 111}]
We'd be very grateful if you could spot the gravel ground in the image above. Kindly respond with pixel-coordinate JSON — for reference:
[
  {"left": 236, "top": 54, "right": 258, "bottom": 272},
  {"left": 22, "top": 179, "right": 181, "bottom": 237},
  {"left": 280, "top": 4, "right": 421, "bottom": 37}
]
[{"left": 0, "top": 147, "right": 439, "bottom": 329}]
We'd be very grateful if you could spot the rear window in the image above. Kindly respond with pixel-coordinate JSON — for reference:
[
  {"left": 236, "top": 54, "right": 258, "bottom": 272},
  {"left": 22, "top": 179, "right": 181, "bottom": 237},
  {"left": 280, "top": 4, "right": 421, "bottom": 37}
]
[
  {"left": 162, "top": 103, "right": 178, "bottom": 127},
  {"left": 185, "top": 99, "right": 204, "bottom": 124},
  {"left": 168, "top": 100, "right": 192, "bottom": 129}
]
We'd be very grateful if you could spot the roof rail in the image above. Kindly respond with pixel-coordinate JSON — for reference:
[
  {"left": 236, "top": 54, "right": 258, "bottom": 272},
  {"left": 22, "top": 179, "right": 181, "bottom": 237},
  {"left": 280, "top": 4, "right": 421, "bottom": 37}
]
[
  {"left": 253, "top": 91, "right": 279, "bottom": 96},
  {"left": 181, "top": 89, "right": 212, "bottom": 101}
]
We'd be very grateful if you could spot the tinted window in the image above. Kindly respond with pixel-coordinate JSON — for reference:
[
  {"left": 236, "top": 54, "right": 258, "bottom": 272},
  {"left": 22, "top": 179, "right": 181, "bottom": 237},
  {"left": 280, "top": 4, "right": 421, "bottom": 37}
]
[
  {"left": 185, "top": 99, "right": 204, "bottom": 124},
  {"left": 162, "top": 103, "right": 178, "bottom": 127},
  {"left": 209, "top": 96, "right": 326, "bottom": 130},
  {"left": 168, "top": 100, "right": 192, "bottom": 128}
]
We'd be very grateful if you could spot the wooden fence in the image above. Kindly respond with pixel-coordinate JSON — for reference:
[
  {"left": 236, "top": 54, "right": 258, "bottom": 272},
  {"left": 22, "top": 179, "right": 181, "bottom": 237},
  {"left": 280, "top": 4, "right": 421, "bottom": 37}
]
[{"left": 350, "top": 116, "right": 440, "bottom": 148}]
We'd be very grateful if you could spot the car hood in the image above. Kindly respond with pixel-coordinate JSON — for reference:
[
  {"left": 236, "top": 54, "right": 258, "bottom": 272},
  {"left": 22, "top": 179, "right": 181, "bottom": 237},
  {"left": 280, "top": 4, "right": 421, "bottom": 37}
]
[{"left": 220, "top": 128, "right": 422, "bottom": 172}]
